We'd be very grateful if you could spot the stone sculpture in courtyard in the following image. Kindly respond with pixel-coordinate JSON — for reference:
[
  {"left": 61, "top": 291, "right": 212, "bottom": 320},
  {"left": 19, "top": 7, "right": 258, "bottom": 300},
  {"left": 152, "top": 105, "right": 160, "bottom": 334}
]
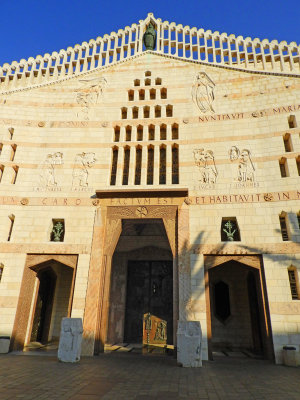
[
  {"left": 177, "top": 321, "right": 202, "bottom": 367},
  {"left": 58, "top": 318, "right": 83, "bottom": 363},
  {"left": 192, "top": 72, "right": 215, "bottom": 113}
]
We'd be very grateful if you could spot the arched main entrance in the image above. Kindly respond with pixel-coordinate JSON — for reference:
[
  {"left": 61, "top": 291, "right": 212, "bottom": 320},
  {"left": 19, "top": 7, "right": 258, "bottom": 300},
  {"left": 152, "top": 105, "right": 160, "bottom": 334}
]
[
  {"left": 205, "top": 256, "right": 274, "bottom": 360},
  {"left": 107, "top": 219, "right": 174, "bottom": 350}
]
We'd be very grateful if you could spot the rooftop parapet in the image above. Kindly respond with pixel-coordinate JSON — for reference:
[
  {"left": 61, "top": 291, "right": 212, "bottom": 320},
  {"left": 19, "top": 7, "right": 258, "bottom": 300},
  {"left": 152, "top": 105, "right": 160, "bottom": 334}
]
[{"left": 0, "top": 13, "right": 299, "bottom": 93}]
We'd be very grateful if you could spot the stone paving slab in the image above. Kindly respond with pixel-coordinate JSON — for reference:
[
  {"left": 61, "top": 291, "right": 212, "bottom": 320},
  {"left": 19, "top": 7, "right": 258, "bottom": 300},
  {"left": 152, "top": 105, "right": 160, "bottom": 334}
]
[{"left": 0, "top": 352, "right": 299, "bottom": 399}]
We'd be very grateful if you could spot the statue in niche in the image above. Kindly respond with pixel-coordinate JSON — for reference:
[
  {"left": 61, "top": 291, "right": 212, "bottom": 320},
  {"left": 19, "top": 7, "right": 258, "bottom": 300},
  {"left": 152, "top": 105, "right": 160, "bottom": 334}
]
[
  {"left": 39, "top": 152, "right": 63, "bottom": 189},
  {"left": 72, "top": 152, "right": 96, "bottom": 188},
  {"left": 143, "top": 23, "right": 156, "bottom": 50},
  {"left": 193, "top": 149, "right": 218, "bottom": 184},
  {"left": 229, "top": 146, "right": 255, "bottom": 182},
  {"left": 192, "top": 72, "right": 215, "bottom": 113},
  {"left": 75, "top": 76, "right": 107, "bottom": 120},
  {"left": 222, "top": 220, "right": 237, "bottom": 241},
  {"left": 51, "top": 221, "right": 64, "bottom": 242}
]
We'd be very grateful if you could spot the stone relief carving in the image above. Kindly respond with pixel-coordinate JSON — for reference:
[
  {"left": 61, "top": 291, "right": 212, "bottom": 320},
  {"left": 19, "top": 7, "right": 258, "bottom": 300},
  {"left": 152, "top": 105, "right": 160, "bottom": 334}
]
[
  {"left": 229, "top": 146, "right": 255, "bottom": 182},
  {"left": 75, "top": 76, "right": 107, "bottom": 120},
  {"left": 192, "top": 72, "right": 215, "bottom": 114},
  {"left": 72, "top": 152, "right": 96, "bottom": 189},
  {"left": 193, "top": 149, "right": 218, "bottom": 184},
  {"left": 39, "top": 152, "right": 63, "bottom": 190}
]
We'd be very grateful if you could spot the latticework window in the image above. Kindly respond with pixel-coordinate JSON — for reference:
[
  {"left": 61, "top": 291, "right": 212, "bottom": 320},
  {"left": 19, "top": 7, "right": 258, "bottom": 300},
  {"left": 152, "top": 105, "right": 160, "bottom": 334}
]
[
  {"left": 288, "top": 268, "right": 300, "bottom": 300},
  {"left": 126, "top": 126, "right": 131, "bottom": 141},
  {"left": 172, "top": 123, "right": 178, "bottom": 140},
  {"left": 137, "top": 125, "right": 143, "bottom": 141},
  {"left": 144, "top": 106, "right": 150, "bottom": 118}
]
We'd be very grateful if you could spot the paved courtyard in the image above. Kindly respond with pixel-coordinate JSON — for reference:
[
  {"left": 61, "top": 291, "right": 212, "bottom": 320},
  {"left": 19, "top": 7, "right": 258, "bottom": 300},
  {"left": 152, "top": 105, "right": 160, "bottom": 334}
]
[{"left": 0, "top": 352, "right": 299, "bottom": 400}]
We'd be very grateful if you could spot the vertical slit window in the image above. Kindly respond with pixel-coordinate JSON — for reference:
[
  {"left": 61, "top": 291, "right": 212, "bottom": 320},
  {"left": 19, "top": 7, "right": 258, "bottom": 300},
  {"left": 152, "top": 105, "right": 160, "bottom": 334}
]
[
  {"left": 126, "top": 126, "right": 132, "bottom": 141},
  {"left": 147, "top": 146, "right": 154, "bottom": 185},
  {"left": 128, "top": 90, "right": 134, "bottom": 101},
  {"left": 172, "top": 145, "right": 179, "bottom": 184},
  {"left": 11, "top": 166, "right": 18, "bottom": 184},
  {"left": 166, "top": 105, "right": 173, "bottom": 117},
  {"left": 279, "top": 214, "right": 289, "bottom": 241},
  {"left": 7, "top": 214, "right": 15, "bottom": 241},
  {"left": 139, "top": 89, "right": 145, "bottom": 100},
  {"left": 0, "top": 165, "right": 4, "bottom": 183},
  {"left": 288, "top": 267, "right": 300, "bottom": 300},
  {"left": 135, "top": 147, "right": 142, "bottom": 185},
  {"left": 296, "top": 156, "right": 300, "bottom": 176},
  {"left": 161, "top": 88, "right": 167, "bottom": 99},
  {"left": 10, "top": 144, "right": 17, "bottom": 161},
  {"left": 8, "top": 127, "right": 14, "bottom": 140},
  {"left": 172, "top": 123, "right": 179, "bottom": 140},
  {"left": 144, "top": 106, "right": 150, "bottom": 118},
  {"left": 150, "top": 89, "right": 156, "bottom": 100},
  {"left": 279, "top": 157, "right": 288, "bottom": 177},
  {"left": 137, "top": 125, "right": 143, "bottom": 141},
  {"left": 155, "top": 106, "right": 161, "bottom": 118},
  {"left": 283, "top": 133, "right": 292, "bottom": 152},
  {"left": 110, "top": 147, "right": 118, "bottom": 185},
  {"left": 0, "top": 263, "right": 3, "bottom": 282},
  {"left": 160, "top": 124, "right": 167, "bottom": 140},
  {"left": 288, "top": 115, "right": 297, "bottom": 128},
  {"left": 121, "top": 107, "right": 127, "bottom": 119},
  {"left": 122, "top": 147, "right": 130, "bottom": 185},
  {"left": 149, "top": 125, "right": 155, "bottom": 140},
  {"left": 0, "top": 143, "right": 3, "bottom": 156},
  {"left": 114, "top": 126, "right": 120, "bottom": 142},
  {"left": 159, "top": 146, "right": 166, "bottom": 184},
  {"left": 132, "top": 107, "right": 138, "bottom": 119}
]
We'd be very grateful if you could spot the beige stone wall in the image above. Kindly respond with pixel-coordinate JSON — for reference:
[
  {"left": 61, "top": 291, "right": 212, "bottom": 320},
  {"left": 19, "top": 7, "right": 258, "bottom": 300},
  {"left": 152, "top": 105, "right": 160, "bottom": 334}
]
[{"left": 0, "top": 51, "right": 299, "bottom": 362}]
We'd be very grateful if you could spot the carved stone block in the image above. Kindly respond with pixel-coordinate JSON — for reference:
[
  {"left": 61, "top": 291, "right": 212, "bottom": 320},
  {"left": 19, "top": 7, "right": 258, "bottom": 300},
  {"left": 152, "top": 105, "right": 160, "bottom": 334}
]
[
  {"left": 177, "top": 321, "right": 202, "bottom": 367},
  {"left": 58, "top": 318, "right": 83, "bottom": 363}
]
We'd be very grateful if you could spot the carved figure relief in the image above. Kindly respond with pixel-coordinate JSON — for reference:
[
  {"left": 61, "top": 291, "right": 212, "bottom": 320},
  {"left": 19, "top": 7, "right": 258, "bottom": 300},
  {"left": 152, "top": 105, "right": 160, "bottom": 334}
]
[
  {"left": 75, "top": 76, "right": 107, "bottom": 120},
  {"left": 192, "top": 72, "right": 215, "bottom": 113},
  {"left": 39, "top": 152, "right": 63, "bottom": 189},
  {"left": 72, "top": 152, "right": 96, "bottom": 188},
  {"left": 193, "top": 149, "right": 218, "bottom": 184},
  {"left": 229, "top": 146, "right": 255, "bottom": 182}
]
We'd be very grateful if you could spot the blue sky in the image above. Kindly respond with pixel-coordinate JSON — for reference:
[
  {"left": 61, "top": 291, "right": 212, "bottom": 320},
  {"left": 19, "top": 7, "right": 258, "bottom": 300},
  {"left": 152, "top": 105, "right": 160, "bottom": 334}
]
[{"left": 0, "top": 0, "right": 299, "bottom": 65}]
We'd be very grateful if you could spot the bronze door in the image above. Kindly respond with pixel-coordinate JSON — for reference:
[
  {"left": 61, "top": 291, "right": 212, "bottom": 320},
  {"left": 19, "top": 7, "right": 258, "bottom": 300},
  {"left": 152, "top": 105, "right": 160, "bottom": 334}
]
[{"left": 124, "top": 260, "right": 173, "bottom": 344}]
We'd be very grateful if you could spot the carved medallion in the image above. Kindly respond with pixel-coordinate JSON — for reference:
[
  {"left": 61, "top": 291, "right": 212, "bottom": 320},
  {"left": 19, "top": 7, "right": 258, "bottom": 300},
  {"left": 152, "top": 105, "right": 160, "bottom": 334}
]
[
  {"left": 135, "top": 206, "right": 148, "bottom": 218},
  {"left": 20, "top": 198, "right": 29, "bottom": 205}
]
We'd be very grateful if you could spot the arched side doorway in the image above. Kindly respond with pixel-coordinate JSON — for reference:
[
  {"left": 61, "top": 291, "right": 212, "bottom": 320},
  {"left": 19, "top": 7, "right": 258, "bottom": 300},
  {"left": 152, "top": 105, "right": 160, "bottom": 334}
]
[
  {"left": 10, "top": 254, "right": 78, "bottom": 351},
  {"left": 204, "top": 256, "right": 274, "bottom": 361}
]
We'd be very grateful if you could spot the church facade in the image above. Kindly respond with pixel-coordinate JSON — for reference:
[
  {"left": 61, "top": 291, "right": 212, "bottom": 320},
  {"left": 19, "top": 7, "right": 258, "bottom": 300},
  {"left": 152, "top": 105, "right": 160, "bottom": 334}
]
[{"left": 0, "top": 13, "right": 300, "bottom": 364}]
